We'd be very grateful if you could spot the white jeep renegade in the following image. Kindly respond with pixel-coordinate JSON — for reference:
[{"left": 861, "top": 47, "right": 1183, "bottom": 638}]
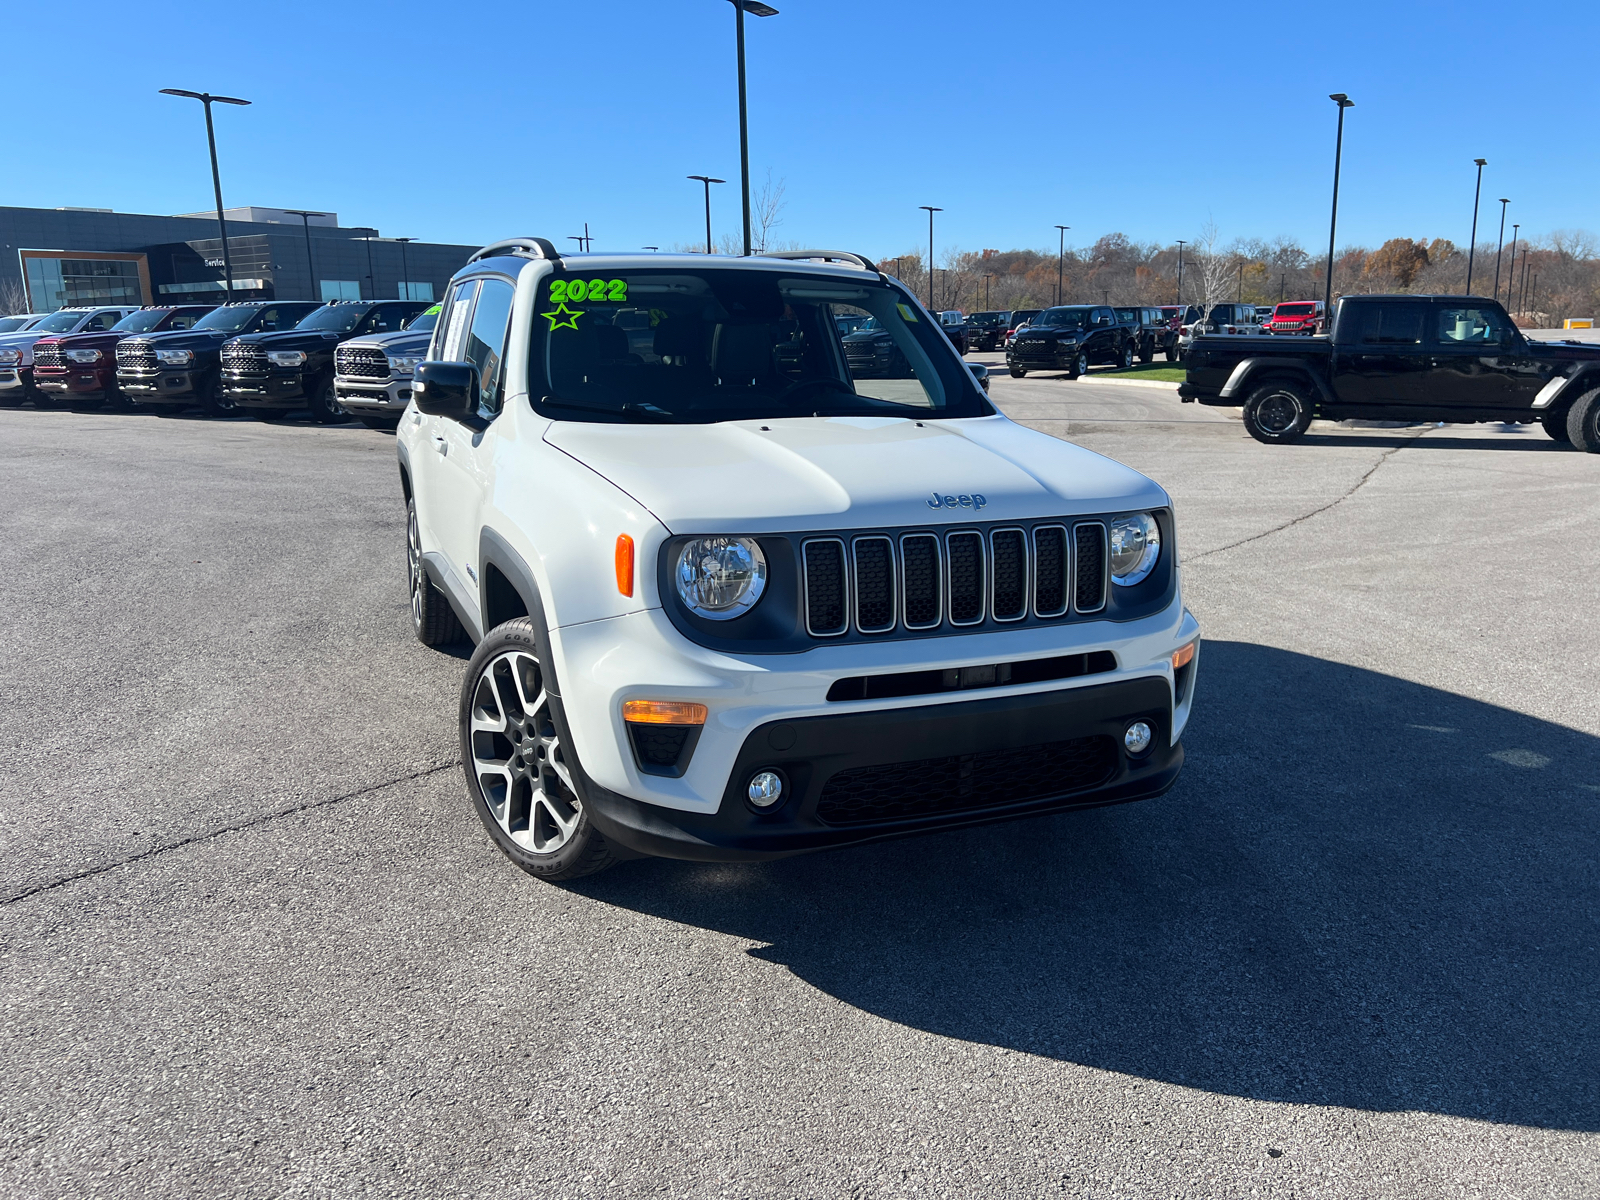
[{"left": 400, "top": 239, "right": 1200, "bottom": 880}]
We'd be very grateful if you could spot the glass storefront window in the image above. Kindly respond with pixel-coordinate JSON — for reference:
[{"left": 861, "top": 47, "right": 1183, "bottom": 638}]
[
  {"left": 24, "top": 255, "right": 144, "bottom": 311},
  {"left": 321, "top": 280, "right": 361, "bottom": 301}
]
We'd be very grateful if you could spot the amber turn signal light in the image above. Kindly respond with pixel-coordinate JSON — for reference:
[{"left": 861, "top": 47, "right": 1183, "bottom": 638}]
[
  {"left": 622, "top": 700, "right": 708, "bottom": 726},
  {"left": 615, "top": 533, "right": 634, "bottom": 597},
  {"left": 1172, "top": 641, "right": 1196, "bottom": 670}
]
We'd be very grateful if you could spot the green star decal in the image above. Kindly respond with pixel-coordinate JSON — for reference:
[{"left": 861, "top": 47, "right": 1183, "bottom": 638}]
[{"left": 541, "top": 301, "right": 584, "bottom": 332}]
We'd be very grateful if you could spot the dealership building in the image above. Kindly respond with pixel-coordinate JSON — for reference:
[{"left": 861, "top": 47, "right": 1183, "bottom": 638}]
[{"left": 0, "top": 205, "right": 480, "bottom": 314}]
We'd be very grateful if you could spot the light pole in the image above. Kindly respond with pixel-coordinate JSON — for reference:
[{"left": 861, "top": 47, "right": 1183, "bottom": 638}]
[
  {"left": 394, "top": 237, "right": 415, "bottom": 300},
  {"left": 983, "top": 273, "right": 993, "bottom": 309},
  {"left": 1054, "top": 225, "right": 1070, "bottom": 306},
  {"left": 1493, "top": 200, "right": 1509, "bottom": 300},
  {"left": 1505, "top": 223, "right": 1519, "bottom": 309},
  {"left": 284, "top": 211, "right": 324, "bottom": 300},
  {"left": 1466, "top": 158, "right": 1487, "bottom": 294},
  {"left": 919, "top": 206, "right": 942, "bottom": 311},
  {"left": 1324, "top": 93, "right": 1354, "bottom": 317},
  {"left": 159, "top": 88, "right": 250, "bottom": 298},
  {"left": 1518, "top": 247, "right": 1530, "bottom": 314},
  {"left": 1175, "top": 240, "right": 1186, "bottom": 306},
  {"left": 726, "top": 1, "right": 778, "bottom": 256},
  {"left": 1236, "top": 261, "right": 1244, "bottom": 303},
  {"left": 353, "top": 228, "right": 378, "bottom": 300},
  {"left": 567, "top": 223, "right": 593, "bottom": 253},
  {"left": 689, "top": 176, "right": 725, "bottom": 254},
  {"left": 1279, "top": 272, "right": 1286, "bottom": 302}
]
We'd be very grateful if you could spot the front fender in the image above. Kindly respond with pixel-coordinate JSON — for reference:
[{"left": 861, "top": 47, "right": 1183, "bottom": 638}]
[{"left": 1532, "top": 363, "right": 1600, "bottom": 410}]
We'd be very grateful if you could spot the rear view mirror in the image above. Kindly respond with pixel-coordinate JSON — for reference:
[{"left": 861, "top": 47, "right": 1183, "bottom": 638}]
[{"left": 414, "top": 361, "right": 480, "bottom": 418}]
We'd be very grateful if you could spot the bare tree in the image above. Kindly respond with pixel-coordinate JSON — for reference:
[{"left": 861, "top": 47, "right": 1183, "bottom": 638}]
[
  {"left": 0, "top": 276, "right": 27, "bottom": 315},
  {"left": 1190, "top": 221, "right": 1235, "bottom": 312},
  {"left": 752, "top": 171, "right": 787, "bottom": 254}
]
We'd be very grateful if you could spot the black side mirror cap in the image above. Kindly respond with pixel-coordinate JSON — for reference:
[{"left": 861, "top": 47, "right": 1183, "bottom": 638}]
[{"left": 414, "top": 361, "right": 480, "bottom": 418}]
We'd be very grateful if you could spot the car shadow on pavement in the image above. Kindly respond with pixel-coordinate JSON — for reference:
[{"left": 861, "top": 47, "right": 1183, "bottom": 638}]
[
  {"left": 576, "top": 641, "right": 1600, "bottom": 1131},
  {"left": 1307, "top": 432, "right": 1572, "bottom": 452}
]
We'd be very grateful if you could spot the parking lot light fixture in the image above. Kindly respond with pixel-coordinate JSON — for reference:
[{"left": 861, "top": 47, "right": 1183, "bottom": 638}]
[
  {"left": 919, "top": 207, "right": 942, "bottom": 311},
  {"left": 726, "top": 1, "right": 778, "bottom": 256},
  {"left": 1466, "top": 158, "right": 1487, "bottom": 294},
  {"left": 1493, "top": 200, "right": 1509, "bottom": 300},
  {"left": 1324, "top": 93, "right": 1354, "bottom": 317},
  {"left": 1055, "top": 225, "right": 1070, "bottom": 306},
  {"left": 689, "top": 177, "right": 726, "bottom": 254},
  {"left": 284, "top": 211, "right": 325, "bottom": 301},
  {"left": 159, "top": 88, "right": 250, "bottom": 298},
  {"left": 1175, "top": 240, "right": 1186, "bottom": 306}
]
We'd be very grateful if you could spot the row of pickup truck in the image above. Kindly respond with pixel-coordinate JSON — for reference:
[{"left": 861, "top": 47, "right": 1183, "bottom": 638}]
[{"left": 0, "top": 299, "right": 439, "bottom": 429}]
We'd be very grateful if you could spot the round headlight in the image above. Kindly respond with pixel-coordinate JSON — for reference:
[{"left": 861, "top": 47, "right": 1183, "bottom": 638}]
[
  {"left": 674, "top": 536, "right": 767, "bottom": 620},
  {"left": 1108, "top": 513, "right": 1161, "bottom": 587}
]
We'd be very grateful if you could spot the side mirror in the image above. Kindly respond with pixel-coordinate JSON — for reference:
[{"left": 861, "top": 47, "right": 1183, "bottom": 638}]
[{"left": 414, "top": 360, "right": 479, "bottom": 418}]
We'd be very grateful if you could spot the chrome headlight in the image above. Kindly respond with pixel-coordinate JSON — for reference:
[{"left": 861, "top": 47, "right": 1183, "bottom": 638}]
[
  {"left": 267, "top": 350, "right": 306, "bottom": 367},
  {"left": 155, "top": 348, "right": 193, "bottom": 366},
  {"left": 0, "top": 349, "right": 22, "bottom": 366},
  {"left": 66, "top": 348, "right": 102, "bottom": 363},
  {"left": 1108, "top": 513, "right": 1161, "bottom": 586},
  {"left": 388, "top": 355, "right": 420, "bottom": 376},
  {"left": 674, "top": 536, "right": 767, "bottom": 620}
]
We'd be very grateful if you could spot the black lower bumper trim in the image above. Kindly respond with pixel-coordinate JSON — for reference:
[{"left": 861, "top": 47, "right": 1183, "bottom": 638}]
[{"left": 579, "top": 676, "right": 1180, "bottom": 863}]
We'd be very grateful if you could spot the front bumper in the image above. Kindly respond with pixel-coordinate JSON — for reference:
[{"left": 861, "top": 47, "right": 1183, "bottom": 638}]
[
  {"left": 1008, "top": 342, "right": 1079, "bottom": 369},
  {"left": 34, "top": 366, "right": 112, "bottom": 399},
  {"left": 334, "top": 376, "right": 413, "bottom": 413},
  {"left": 0, "top": 366, "right": 32, "bottom": 392},
  {"left": 225, "top": 369, "right": 308, "bottom": 408},
  {"left": 118, "top": 368, "right": 200, "bottom": 402},
  {"left": 579, "top": 675, "right": 1184, "bottom": 862}
]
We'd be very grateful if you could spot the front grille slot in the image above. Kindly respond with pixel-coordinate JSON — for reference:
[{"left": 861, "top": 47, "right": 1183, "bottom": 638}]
[
  {"left": 851, "top": 536, "right": 895, "bottom": 634},
  {"left": 221, "top": 343, "right": 267, "bottom": 373},
  {"left": 1074, "top": 522, "right": 1107, "bottom": 613},
  {"left": 32, "top": 342, "right": 63, "bottom": 369},
  {"left": 336, "top": 345, "right": 390, "bottom": 380},
  {"left": 989, "top": 528, "right": 1027, "bottom": 621},
  {"left": 945, "top": 531, "right": 984, "bottom": 625},
  {"left": 816, "top": 734, "right": 1119, "bottom": 825},
  {"left": 900, "top": 534, "right": 941, "bottom": 629},
  {"left": 1032, "top": 525, "right": 1069, "bottom": 617},
  {"left": 802, "top": 539, "right": 848, "bottom": 637},
  {"left": 826, "top": 649, "right": 1116, "bottom": 702},
  {"left": 116, "top": 342, "right": 156, "bottom": 371}
]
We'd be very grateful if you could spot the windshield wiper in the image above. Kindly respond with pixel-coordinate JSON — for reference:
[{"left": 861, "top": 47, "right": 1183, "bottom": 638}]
[{"left": 538, "top": 394, "right": 676, "bottom": 420}]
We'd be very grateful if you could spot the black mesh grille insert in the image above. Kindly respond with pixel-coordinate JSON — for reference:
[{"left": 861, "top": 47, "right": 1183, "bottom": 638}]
[
  {"left": 990, "top": 529, "right": 1026, "bottom": 620},
  {"left": 1074, "top": 523, "right": 1106, "bottom": 612},
  {"left": 946, "top": 532, "right": 984, "bottom": 624},
  {"left": 816, "top": 734, "right": 1118, "bottom": 825},
  {"left": 627, "top": 724, "right": 691, "bottom": 769},
  {"left": 901, "top": 535, "right": 940, "bottom": 628},
  {"left": 1033, "top": 526, "right": 1067, "bottom": 616},
  {"left": 32, "top": 342, "right": 63, "bottom": 369},
  {"left": 116, "top": 342, "right": 156, "bottom": 371},
  {"left": 852, "top": 537, "right": 894, "bottom": 633},
  {"left": 803, "top": 540, "right": 847, "bottom": 635}
]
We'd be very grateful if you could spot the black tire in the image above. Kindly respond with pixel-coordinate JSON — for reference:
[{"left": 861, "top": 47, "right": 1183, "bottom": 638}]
[
  {"left": 1066, "top": 351, "right": 1088, "bottom": 380},
  {"left": 1567, "top": 386, "right": 1600, "bottom": 452},
  {"left": 1140, "top": 339, "right": 1155, "bottom": 364},
  {"left": 358, "top": 414, "right": 401, "bottom": 432},
  {"left": 1120, "top": 341, "right": 1135, "bottom": 369},
  {"left": 1008, "top": 366, "right": 1026, "bottom": 378},
  {"left": 198, "top": 371, "right": 238, "bottom": 419},
  {"left": 1242, "top": 380, "right": 1314, "bottom": 444},
  {"left": 307, "top": 373, "right": 348, "bottom": 424},
  {"left": 1540, "top": 408, "right": 1572, "bottom": 444},
  {"left": 0, "top": 394, "right": 24, "bottom": 409},
  {"left": 1166, "top": 344, "right": 1180, "bottom": 362},
  {"left": 459, "top": 617, "right": 621, "bottom": 881},
  {"left": 408, "top": 497, "right": 467, "bottom": 647}
]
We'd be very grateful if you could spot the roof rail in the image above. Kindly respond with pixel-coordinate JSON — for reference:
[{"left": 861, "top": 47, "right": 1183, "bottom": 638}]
[
  {"left": 468, "top": 236, "right": 562, "bottom": 265},
  {"left": 760, "top": 249, "right": 879, "bottom": 274}
]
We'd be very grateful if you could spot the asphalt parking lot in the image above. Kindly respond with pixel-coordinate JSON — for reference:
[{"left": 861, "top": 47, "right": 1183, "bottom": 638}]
[{"left": 3, "top": 384, "right": 1598, "bottom": 1198}]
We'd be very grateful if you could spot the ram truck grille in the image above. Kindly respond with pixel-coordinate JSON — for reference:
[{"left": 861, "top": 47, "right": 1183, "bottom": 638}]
[
  {"left": 221, "top": 343, "right": 267, "bottom": 372},
  {"left": 32, "top": 342, "right": 64, "bottom": 369},
  {"left": 335, "top": 345, "right": 390, "bottom": 380},
  {"left": 116, "top": 342, "right": 156, "bottom": 371}
]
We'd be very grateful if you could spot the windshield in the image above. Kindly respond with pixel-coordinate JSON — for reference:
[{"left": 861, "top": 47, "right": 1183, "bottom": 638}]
[
  {"left": 1011, "top": 310, "right": 1040, "bottom": 325},
  {"left": 34, "top": 311, "right": 87, "bottom": 333},
  {"left": 113, "top": 310, "right": 174, "bottom": 334},
  {"left": 404, "top": 305, "right": 441, "bottom": 332},
  {"left": 0, "top": 316, "right": 34, "bottom": 333},
  {"left": 193, "top": 306, "right": 262, "bottom": 333},
  {"left": 1277, "top": 303, "right": 1316, "bottom": 317},
  {"left": 939, "top": 312, "right": 964, "bottom": 324},
  {"left": 969, "top": 312, "right": 1007, "bottom": 327},
  {"left": 296, "top": 304, "right": 368, "bottom": 334},
  {"left": 526, "top": 268, "right": 991, "bottom": 425},
  {"left": 1033, "top": 307, "right": 1092, "bottom": 329},
  {"left": 1114, "top": 308, "right": 1138, "bottom": 322}
]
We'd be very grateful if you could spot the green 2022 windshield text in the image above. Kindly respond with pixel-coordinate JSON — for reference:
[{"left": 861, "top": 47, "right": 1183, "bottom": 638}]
[{"left": 549, "top": 278, "right": 628, "bottom": 304}]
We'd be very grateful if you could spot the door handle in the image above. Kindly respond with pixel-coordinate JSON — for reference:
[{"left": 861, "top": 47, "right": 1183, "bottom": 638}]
[{"left": 433, "top": 436, "right": 448, "bottom": 457}]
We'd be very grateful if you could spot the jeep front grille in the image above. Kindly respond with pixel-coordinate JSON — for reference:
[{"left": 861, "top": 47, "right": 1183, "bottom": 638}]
[
  {"left": 221, "top": 343, "right": 266, "bottom": 372},
  {"left": 801, "top": 520, "right": 1108, "bottom": 639},
  {"left": 336, "top": 345, "right": 390, "bottom": 380},
  {"left": 116, "top": 341, "right": 156, "bottom": 371},
  {"left": 32, "top": 342, "right": 63, "bottom": 369}
]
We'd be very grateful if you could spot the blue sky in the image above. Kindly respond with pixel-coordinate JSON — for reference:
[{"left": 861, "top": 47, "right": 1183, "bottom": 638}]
[{"left": 8, "top": 1, "right": 1596, "bottom": 259}]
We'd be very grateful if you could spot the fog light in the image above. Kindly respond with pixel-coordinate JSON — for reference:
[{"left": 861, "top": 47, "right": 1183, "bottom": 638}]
[
  {"left": 1124, "top": 721, "right": 1153, "bottom": 757},
  {"left": 747, "top": 770, "right": 784, "bottom": 808}
]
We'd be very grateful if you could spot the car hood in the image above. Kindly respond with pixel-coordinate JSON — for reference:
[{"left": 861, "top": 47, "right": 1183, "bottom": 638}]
[
  {"left": 1525, "top": 337, "right": 1600, "bottom": 361},
  {"left": 130, "top": 329, "right": 238, "bottom": 351},
  {"left": 0, "top": 330, "right": 63, "bottom": 350},
  {"left": 228, "top": 329, "right": 345, "bottom": 351},
  {"left": 543, "top": 413, "right": 1168, "bottom": 535},
  {"left": 1013, "top": 326, "right": 1082, "bottom": 338},
  {"left": 344, "top": 329, "right": 432, "bottom": 354},
  {"left": 57, "top": 330, "right": 132, "bottom": 349}
]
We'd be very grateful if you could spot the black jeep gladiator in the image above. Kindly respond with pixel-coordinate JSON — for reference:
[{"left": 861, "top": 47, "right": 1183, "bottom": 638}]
[
  {"left": 1114, "top": 305, "right": 1174, "bottom": 363},
  {"left": 1179, "top": 294, "right": 1600, "bottom": 450},
  {"left": 222, "top": 299, "right": 428, "bottom": 423}
]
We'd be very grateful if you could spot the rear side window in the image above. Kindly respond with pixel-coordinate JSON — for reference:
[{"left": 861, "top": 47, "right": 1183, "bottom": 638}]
[
  {"left": 255, "top": 307, "right": 284, "bottom": 331},
  {"left": 463, "top": 279, "right": 516, "bottom": 414},
  {"left": 1356, "top": 304, "right": 1425, "bottom": 345},
  {"left": 167, "top": 310, "right": 204, "bottom": 331}
]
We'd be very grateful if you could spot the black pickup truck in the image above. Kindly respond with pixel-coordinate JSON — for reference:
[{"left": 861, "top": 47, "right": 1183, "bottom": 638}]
[
  {"left": 1179, "top": 294, "right": 1600, "bottom": 451},
  {"left": 117, "top": 301, "right": 322, "bottom": 416}
]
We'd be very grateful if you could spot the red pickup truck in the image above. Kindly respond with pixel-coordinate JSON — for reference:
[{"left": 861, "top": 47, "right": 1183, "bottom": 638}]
[{"left": 32, "top": 305, "right": 215, "bottom": 408}]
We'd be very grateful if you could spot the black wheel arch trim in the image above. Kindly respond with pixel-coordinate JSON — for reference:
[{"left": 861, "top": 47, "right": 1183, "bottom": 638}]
[
  {"left": 1221, "top": 358, "right": 1333, "bottom": 407},
  {"left": 478, "top": 527, "right": 555, "bottom": 689}
]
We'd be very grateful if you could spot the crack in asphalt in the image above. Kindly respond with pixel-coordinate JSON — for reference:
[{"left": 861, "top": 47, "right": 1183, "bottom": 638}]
[
  {"left": 1184, "top": 430, "right": 1430, "bottom": 565},
  {"left": 1, "top": 762, "right": 460, "bottom": 908}
]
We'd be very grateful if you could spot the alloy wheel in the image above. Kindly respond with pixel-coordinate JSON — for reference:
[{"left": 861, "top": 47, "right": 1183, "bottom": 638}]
[
  {"left": 468, "top": 649, "right": 582, "bottom": 853},
  {"left": 407, "top": 503, "right": 425, "bottom": 630},
  {"left": 1258, "top": 392, "right": 1300, "bottom": 434}
]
